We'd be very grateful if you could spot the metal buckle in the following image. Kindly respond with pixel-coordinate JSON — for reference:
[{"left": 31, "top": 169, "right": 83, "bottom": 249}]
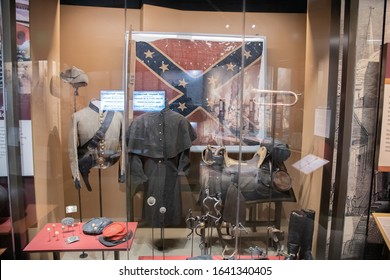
[{"left": 95, "top": 130, "right": 105, "bottom": 140}]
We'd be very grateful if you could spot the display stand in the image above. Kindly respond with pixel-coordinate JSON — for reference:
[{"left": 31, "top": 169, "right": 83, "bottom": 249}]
[
  {"left": 72, "top": 87, "right": 88, "bottom": 259},
  {"left": 98, "top": 170, "right": 103, "bottom": 217},
  {"left": 146, "top": 196, "right": 156, "bottom": 259},
  {"left": 23, "top": 222, "right": 138, "bottom": 260},
  {"left": 72, "top": 87, "right": 84, "bottom": 224},
  {"left": 138, "top": 255, "right": 281, "bottom": 260},
  {"left": 160, "top": 207, "right": 166, "bottom": 260},
  {"left": 98, "top": 169, "right": 104, "bottom": 259},
  {"left": 72, "top": 89, "right": 106, "bottom": 259},
  {"left": 372, "top": 212, "right": 390, "bottom": 250}
]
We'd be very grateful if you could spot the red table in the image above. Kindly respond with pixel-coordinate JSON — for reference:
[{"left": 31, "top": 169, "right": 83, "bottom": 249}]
[
  {"left": 138, "top": 255, "right": 282, "bottom": 260},
  {"left": 24, "top": 222, "right": 137, "bottom": 260}
]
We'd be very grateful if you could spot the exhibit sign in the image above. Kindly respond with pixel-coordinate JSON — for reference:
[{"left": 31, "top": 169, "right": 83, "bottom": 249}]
[
  {"left": 378, "top": 43, "right": 390, "bottom": 172},
  {"left": 100, "top": 90, "right": 125, "bottom": 111}
]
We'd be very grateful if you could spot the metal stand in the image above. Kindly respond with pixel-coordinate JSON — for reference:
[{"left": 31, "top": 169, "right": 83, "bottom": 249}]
[
  {"left": 160, "top": 207, "right": 166, "bottom": 260},
  {"left": 98, "top": 169, "right": 103, "bottom": 217},
  {"left": 98, "top": 169, "right": 104, "bottom": 260},
  {"left": 147, "top": 196, "right": 156, "bottom": 260},
  {"left": 71, "top": 87, "right": 89, "bottom": 260}
]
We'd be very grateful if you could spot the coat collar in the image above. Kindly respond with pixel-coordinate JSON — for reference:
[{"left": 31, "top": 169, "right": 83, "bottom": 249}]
[{"left": 89, "top": 100, "right": 100, "bottom": 113}]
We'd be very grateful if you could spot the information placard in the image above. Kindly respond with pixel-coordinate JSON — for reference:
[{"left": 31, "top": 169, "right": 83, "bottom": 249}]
[
  {"left": 378, "top": 44, "right": 390, "bottom": 171},
  {"left": 0, "top": 120, "right": 34, "bottom": 176},
  {"left": 100, "top": 90, "right": 124, "bottom": 111},
  {"left": 0, "top": 120, "right": 7, "bottom": 176},
  {"left": 133, "top": 90, "right": 166, "bottom": 112}
]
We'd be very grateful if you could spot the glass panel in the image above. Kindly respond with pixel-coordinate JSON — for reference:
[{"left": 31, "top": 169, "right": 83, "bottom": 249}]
[
  {"left": 0, "top": 0, "right": 12, "bottom": 260},
  {"left": 339, "top": 0, "right": 386, "bottom": 259},
  {"left": 56, "top": 2, "right": 129, "bottom": 260},
  {"left": 127, "top": 32, "right": 271, "bottom": 259},
  {"left": 124, "top": 2, "right": 309, "bottom": 260},
  {"left": 1, "top": 0, "right": 32, "bottom": 260},
  {"left": 15, "top": 0, "right": 130, "bottom": 260},
  {"left": 2, "top": 0, "right": 387, "bottom": 262}
]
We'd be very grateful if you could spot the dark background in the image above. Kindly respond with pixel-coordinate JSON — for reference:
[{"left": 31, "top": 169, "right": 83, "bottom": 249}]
[{"left": 60, "top": 0, "right": 307, "bottom": 13}]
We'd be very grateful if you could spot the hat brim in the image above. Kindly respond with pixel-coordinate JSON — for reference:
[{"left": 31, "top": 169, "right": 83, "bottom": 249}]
[
  {"left": 60, "top": 67, "right": 88, "bottom": 88},
  {"left": 98, "top": 230, "right": 133, "bottom": 247},
  {"left": 82, "top": 217, "right": 113, "bottom": 235}
]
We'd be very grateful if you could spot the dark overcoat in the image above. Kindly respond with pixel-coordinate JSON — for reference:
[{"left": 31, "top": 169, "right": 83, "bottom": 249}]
[{"left": 128, "top": 108, "right": 197, "bottom": 227}]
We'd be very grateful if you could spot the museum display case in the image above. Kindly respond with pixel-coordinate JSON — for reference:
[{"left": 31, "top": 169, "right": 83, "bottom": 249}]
[{"left": 1, "top": 0, "right": 389, "bottom": 260}]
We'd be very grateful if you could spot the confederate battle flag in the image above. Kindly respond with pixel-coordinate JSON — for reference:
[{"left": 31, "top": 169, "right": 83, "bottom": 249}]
[{"left": 132, "top": 33, "right": 265, "bottom": 146}]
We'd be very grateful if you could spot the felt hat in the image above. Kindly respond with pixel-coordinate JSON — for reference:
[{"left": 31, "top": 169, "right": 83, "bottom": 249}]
[
  {"left": 82, "top": 217, "right": 113, "bottom": 235},
  {"left": 60, "top": 66, "right": 88, "bottom": 88},
  {"left": 98, "top": 222, "right": 133, "bottom": 247}
]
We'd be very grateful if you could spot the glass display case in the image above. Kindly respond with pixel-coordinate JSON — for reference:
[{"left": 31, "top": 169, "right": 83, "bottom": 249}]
[
  {"left": 0, "top": 0, "right": 389, "bottom": 261},
  {"left": 126, "top": 31, "right": 300, "bottom": 259}
]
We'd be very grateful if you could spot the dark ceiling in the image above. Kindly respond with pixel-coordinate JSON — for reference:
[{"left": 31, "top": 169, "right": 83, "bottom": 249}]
[{"left": 60, "top": 0, "right": 307, "bottom": 13}]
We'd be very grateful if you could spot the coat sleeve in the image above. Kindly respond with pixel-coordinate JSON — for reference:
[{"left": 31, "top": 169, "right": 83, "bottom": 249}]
[
  {"left": 177, "top": 149, "right": 191, "bottom": 176},
  {"left": 129, "top": 153, "right": 148, "bottom": 196},
  {"left": 68, "top": 113, "right": 81, "bottom": 189},
  {"left": 129, "top": 153, "right": 148, "bottom": 185}
]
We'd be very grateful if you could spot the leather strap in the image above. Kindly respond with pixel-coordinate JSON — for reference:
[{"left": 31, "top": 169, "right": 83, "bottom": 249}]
[
  {"left": 87, "top": 110, "right": 115, "bottom": 150},
  {"left": 77, "top": 110, "right": 115, "bottom": 192}
]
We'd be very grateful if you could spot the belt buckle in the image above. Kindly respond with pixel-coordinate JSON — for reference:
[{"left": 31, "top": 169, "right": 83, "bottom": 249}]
[
  {"left": 88, "top": 138, "right": 100, "bottom": 151},
  {"left": 95, "top": 130, "right": 105, "bottom": 140}
]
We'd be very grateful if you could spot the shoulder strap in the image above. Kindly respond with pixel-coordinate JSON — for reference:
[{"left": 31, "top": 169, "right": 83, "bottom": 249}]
[{"left": 87, "top": 110, "right": 115, "bottom": 150}]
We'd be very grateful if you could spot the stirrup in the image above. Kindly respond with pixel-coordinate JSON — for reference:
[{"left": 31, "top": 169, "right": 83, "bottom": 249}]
[
  {"left": 256, "top": 146, "right": 267, "bottom": 168},
  {"left": 221, "top": 246, "right": 236, "bottom": 260}
]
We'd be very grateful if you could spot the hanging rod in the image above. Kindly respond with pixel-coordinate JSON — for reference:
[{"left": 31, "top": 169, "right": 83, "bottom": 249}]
[{"left": 251, "top": 89, "right": 299, "bottom": 107}]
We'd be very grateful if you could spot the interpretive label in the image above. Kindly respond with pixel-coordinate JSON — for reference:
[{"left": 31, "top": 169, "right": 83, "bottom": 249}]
[
  {"left": 377, "top": 84, "right": 390, "bottom": 171},
  {"left": 133, "top": 90, "right": 166, "bottom": 112},
  {"left": 0, "top": 120, "right": 7, "bottom": 176},
  {"left": 378, "top": 44, "right": 390, "bottom": 171},
  {"left": 100, "top": 90, "right": 124, "bottom": 111}
]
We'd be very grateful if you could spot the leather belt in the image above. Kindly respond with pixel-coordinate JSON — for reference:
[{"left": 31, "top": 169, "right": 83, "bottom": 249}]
[
  {"left": 78, "top": 152, "right": 121, "bottom": 191},
  {"left": 77, "top": 110, "right": 116, "bottom": 191}
]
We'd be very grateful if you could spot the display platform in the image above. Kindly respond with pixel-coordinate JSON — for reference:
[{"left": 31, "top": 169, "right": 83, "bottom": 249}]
[
  {"left": 372, "top": 212, "right": 390, "bottom": 250},
  {"left": 24, "top": 222, "right": 137, "bottom": 260},
  {"left": 0, "top": 248, "right": 6, "bottom": 256},
  {"left": 0, "top": 218, "right": 11, "bottom": 234},
  {"left": 138, "top": 255, "right": 282, "bottom": 260}
]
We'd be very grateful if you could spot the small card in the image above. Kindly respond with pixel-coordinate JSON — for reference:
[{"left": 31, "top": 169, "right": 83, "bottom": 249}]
[
  {"left": 65, "top": 205, "right": 77, "bottom": 214},
  {"left": 65, "top": 235, "right": 80, "bottom": 244}
]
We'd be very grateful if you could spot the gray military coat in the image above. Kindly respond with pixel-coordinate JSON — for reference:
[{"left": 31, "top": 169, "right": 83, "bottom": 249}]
[{"left": 69, "top": 100, "right": 125, "bottom": 191}]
